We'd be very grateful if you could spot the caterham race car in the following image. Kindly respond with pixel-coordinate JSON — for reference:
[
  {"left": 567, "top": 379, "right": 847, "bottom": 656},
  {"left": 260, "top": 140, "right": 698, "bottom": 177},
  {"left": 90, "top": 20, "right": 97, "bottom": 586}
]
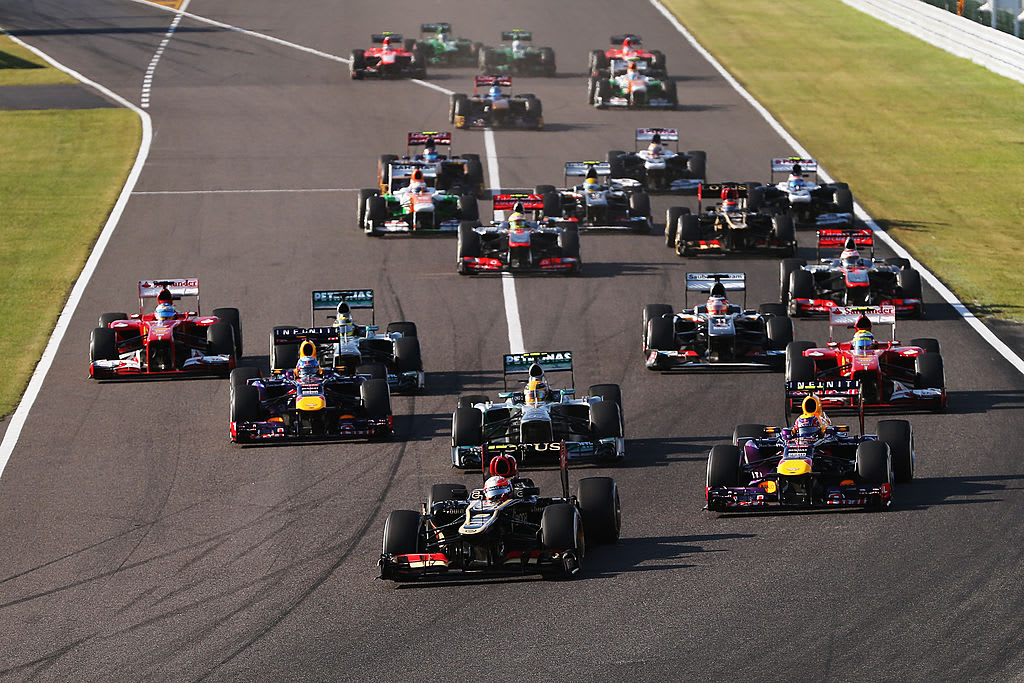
[
  {"left": 414, "top": 23, "right": 480, "bottom": 66},
  {"left": 478, "top": 30, "right": 556, "bottom": 76}
]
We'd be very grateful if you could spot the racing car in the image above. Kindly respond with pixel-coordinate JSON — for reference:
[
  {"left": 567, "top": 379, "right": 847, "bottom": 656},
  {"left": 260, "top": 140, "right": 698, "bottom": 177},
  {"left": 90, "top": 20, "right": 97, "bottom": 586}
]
[
  {"left": 607, "top": 128, "right": 705, "bottom": 194},
  {"left": 414, "top": 23, "right": 481, "bottom": 66},
  {"left": 589, "top": 34, "right": 667, "bottom": 76},
  {"left": 457, "top": 195, "right": 581, "bottom": 275},
  {"left": 89, "top": 278, "right": 241, "bottom": 379},
  {"left": 535, "top": 162, "right": 652, "bottom": 232},
  {"left": 588, "top": 59, "right": 676, "bottom": 109},
  {"left": 669, "top": 183, "right": 797, "bottom": 257},
  {"left": 781, "top": 230, "right": 923, "bottom": 317},
  {"left": 451, "top": 351, "right": 624, "bottom": 468},
  {"left": 449, "top": 76, "right": 543, "bottom": 130},
  {"left": 477, "top": 30, "right": 556, "bottom": 76},
  {"left": 643, "top": 273, "right": 793, "bottom": 371},
  {"left": 373, "top": 131, "right": 484, "bottom": 199},
  {"left": 752, "top": 157, "right": 854, "bottom": 229},
  {"left": 784, "top": 305, "right": 945, "bottom": 412},
  {"left": 359, "top": 167, "right": 479, "bottom": 235},
  {"left": 230, "top": 337, "right": 392, "bottom": 443},
  {"left": 705, "top": 392, "right": 915, "bottom": 512},
  {"left": 350, "top": 32, "right": 426, "bottom": 80},
  {"left": 379, "top": 445, "right": 620, "bottom": 581}
]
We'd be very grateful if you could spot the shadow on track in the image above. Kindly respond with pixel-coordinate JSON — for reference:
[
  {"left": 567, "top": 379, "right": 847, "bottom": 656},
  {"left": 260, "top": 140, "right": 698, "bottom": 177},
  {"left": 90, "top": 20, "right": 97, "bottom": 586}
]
[{"left": 585, "top": 532, "right": 757, "bottom": 577}]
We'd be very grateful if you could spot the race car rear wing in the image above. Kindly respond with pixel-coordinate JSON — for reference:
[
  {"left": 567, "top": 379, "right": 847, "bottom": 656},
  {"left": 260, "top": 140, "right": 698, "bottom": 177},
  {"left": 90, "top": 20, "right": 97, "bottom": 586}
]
[
  {"left": 501, "top": 30, "right": 532, "bottom": 41},
  {"left": 371, "top": 32, "right": 402, "bottom": 44},
  {"left": 817, "top": 228, "right": 874, "bottom": 258},
  {"left": 271, "top": 327, "right": 340, "bottom": 373},
  {"left": 828, "top": 305, "right": 897, "bottom": 341},
  {"left": 698, "top": 182, "right": 747, "bottom": 210},
  {"left": 407, "top": 131, "right": 451, "bottom": 148},
  {"left": 684, "top": 272, "right": 746, "bottom": 308},
  {"left": 610, "top": 34, "right": 642, "bottom": 45},
  {"left": 565, "top": 161, "right": 611, "bottom": 181},
  {"left": 785, "top": 379, "right": 864, "bottom": 433},
  {"left": 311, "top": 289, "right": 375, "bottom": 325},
  {"left": 503, "top": 350, "right": 574, "bottom": 390},
  {"left": 609, "top": 58, "right": 649, "bottom": 73},
  {"left": 493, "top": 193, "right": 544, "bottom": 217},
  {"left": 635, "top": 127, "right": 678, "bottom": 151},
  {"left": 481, "top": 442, "right": 570, "bottom": 497},
  {"left": 475, "top": 75, "right": 512, "bottom": 90},
  {"left": 421, "top": 23, "right": 452, "bottom": 34},
  {"left": 138, "top": 278, "right": 200, "bottom": 313},
  {"left": 771, "top": 156, "right": 819, "bottom": 182}
]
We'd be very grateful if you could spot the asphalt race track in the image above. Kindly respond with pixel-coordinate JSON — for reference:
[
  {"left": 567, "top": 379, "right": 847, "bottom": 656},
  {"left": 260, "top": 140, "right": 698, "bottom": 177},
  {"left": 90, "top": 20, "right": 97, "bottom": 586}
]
[{"left": 1, "top": 0, "right": 1023, "bottom": 679}]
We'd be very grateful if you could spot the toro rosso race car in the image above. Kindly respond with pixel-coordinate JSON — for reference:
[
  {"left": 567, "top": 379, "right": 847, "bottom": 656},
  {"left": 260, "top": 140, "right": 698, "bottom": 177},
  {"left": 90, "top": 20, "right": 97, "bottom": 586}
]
[
  {"left": 588, "top": 59, "right": 676, "bottom": 109},
  {"left": 478, "top": 30, "right": 556, "bottom": 76},
  {"left": 415, "top": 23, "right": 480, "bottom": 66},
  {"left": 781, "top": 230, "right": 924, "bottom": 317},
  {"left": 607, "top": 128, "right": 705, "bottom": 194},
  {"left": 752, "top": 158, "right": 854, "bottom": 229},
  {"left": 449, "top": 76, "right": 543, "bottom": 130},
  {"left": 785, "top": 305, "right": 946, "bottom": 412},
  {"left": 457, "top": 195, "right": 581, "bottom": 275},
  {"left": 536, "top": 162, "right": 652, "bottom": 232},
  {"left": 373, "top": 131, "right": 484, "bottom": 199},
  {"left": 359, "top": 167, "right": 479, "bottom": 235},
  {"left": 589, "top": 34, "right": 667, "bottom": 76},
  {"left": 350, "top": 32, "right": 426, "bottom": 79},
  {"left": 643, "top": 273, "right": 792, "bottom": 372},
  {"left": 706, "top": 393, "right": 915, "bottom": 512},
  {"left": 89, "top": 279, "right": 241, "bottom": 379},
  {"left": 451, "top": 351, "right": 625, "bottom": 468},
  {"left": 668, "top": 183, "right": 797, "bottom": 257},
  {"left": 379, "top": 445, "right": 620, "bottom": 581}
]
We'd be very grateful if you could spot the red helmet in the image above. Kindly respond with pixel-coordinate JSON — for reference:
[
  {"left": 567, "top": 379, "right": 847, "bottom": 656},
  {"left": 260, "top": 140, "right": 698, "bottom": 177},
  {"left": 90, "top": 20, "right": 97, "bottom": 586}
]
[
  {"left": 489, "top": 454, "right": 518, "bottom": 477},
  {"left": 483, "top": 476, "right": 512, "bottom": 502}
]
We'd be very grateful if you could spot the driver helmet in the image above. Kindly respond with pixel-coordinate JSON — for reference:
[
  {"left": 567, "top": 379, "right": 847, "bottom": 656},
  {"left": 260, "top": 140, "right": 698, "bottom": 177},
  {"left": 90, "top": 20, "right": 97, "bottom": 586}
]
[
  {"left": 794, "top": 414, "right": 822, "bottom": 439},
  {"left": 422, "top": 139, "right": 439, "bottom": 162},
  {"left": 488, "top": 85, "right": 503, "bottom": 98},
  {"left": 483, "top": 475, "right": 512, "bottom": 502},
  {"left": 648, "top": 133, "right": 663, "bottom": 156},
  {"left": 722, "top": 196, "right": 739, "bottom": 212},
  {"left": 154, "top": 302, "right": 176, "bottom": 321},
  {"left": 512, "top": 38, "right": 523, "bottom": 53},
  {"left": 787, "top": 174, "right": 805, "bottom": 192},
  {"left": 706, "top": 295, "right": 729, "bottom": 316},
  {"left": 296, "top": 355, "right": 320, "bottom": 380},
  {"left": 508, "top": 210, "right": 528, "bottom": 230},
  {"left": 408, "top": 168, "right": 427, "bottom": 193},
  {"left": 524, "top": 377, "right": 549, "bottom": 406},
  {"left": 626, "top": 61, "right": 639, "bottom": 75},
  {"left": 335, "top": 302, "right": 356, "bottom": 336},
  {"left": 852, "top": 330, "right": 875, "bottom": 354},
  {"left": 840, "top": 247, "right": 860, "bottom": 269},
  {"left": 623, "top": 36, "right": 639, "bottom": 54},
  {"left": 381, "top": 36, "right": 394, "bottom": 52}
]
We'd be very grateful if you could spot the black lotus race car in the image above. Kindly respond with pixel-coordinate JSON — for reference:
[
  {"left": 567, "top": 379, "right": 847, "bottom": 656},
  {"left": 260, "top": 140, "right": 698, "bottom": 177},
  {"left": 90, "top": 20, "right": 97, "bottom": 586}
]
[
  {"left": 379, "top": 443, "right": 620, "bottom": 581},
  {"left": 607, "top": 128, "right": 705, "bottom": 194},
  {"left": 668, "top": 183, "right": 796, "bottom": 257},
  {"left": 478, "top": 30, "right": 556, "bottom": 76},
  {"left": 449, "top": 76, "right": 543, "bottom": 130}
]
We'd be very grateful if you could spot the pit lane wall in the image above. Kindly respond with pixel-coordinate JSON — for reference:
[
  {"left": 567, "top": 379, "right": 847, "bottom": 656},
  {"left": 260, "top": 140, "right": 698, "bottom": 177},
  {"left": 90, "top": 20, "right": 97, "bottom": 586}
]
[{"left": 840, "top": 0, "right": 1024, "bottom": 83}]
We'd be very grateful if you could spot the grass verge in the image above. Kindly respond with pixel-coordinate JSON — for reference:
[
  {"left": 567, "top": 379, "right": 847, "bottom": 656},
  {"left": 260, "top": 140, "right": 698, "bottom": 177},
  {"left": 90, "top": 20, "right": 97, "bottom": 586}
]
[
  {"left": 0, "top": 36, "right": 76, "bottom": 86},
  {"left": 663, "top": 0, "right": 1024, "bottom": 321}
]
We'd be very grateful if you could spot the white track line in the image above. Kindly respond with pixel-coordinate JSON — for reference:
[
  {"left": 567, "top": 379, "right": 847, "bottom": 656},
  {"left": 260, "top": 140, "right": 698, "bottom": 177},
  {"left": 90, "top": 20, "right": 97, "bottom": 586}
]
[
  {"left": 649, "top": 0, "right": 1024, "bottom": 376},
  {"left": 140, "top": 0, "right": 190, "bottom": 108},
  {"left": 0, "top": 33, "right": 153, "bottom": 479},
  {"left": 132, "top": 188, "right": 358, "bottom": 195}
]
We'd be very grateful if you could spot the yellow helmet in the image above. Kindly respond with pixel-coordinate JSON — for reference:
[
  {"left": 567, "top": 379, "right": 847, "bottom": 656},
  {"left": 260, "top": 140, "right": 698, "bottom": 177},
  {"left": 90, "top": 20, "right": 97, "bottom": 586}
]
[{"left": 525, "top": 378, "right": 548, "bottom": 406}]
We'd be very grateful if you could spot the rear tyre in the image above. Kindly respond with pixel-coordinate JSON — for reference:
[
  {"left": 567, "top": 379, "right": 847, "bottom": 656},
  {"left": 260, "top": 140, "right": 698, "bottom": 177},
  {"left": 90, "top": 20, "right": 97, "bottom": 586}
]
[
  {"left": 449, "top": 93, "right": 468, "bottom": 124},
  {"left": 393, "top": 336, "right": 422, "bottom": 372},
  {"left": 707, "top": 445, "right": 740, "bottom": 487},
  {"left": 271, "top": 330, "right": 300, "bottom": 373},
  {"left": 452, "top": 407, "right": 483, "bottom": 446},
  {"left": 577, "top": 477, "right": 621, "bottom": 544},
  {"left": 212, "top": 307, "right": 243, "bottom": 357},
  {"left": 877, "top": 419, "right": 914, "bottom": 483},
  {"left": 382, "top": 510, "right": 422, "bottom": 556},
  {"left": 361, "top": 378, "right": 392, "bottom": 419},
  {"left": 662, "top": 79, "right": 678, "bottom": 106},
  {"left": 779, "top": 258, "right": 807, "bottom": 302},
  {"left": 90, "top": 327, "right": 118, "bottom": 362}
]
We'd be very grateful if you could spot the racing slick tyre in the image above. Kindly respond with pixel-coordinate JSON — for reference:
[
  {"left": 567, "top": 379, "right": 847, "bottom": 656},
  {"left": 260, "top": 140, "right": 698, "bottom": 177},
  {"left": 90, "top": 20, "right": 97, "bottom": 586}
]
[
  {"left": 645, "top": 315, "right": 676, "bottom": 354},
  {"left": 377, "top": 154, "right": 398, "bottom": 184},
  {"left": 779, "top": 258, "right": 807, "bottom": 302},
  {"left": 909, "top": 338, "right": 940, "bottom": 354},
  {"left": 577, "top": 477, "right": 621, "bottom": 544},
  {"left": 663, "top": 79, "right": 678, "bottom": 106},
  {"left": 676, "top": 213, "right": 700, "bottom": 256},
  {"left": 766, "top": 315, "right": 795, "bottom": 352},
  {"left": 541, "top": 504, "right": 584, "bottom": 577},
  {"left": 558, "top": 229, "right": 581, "bottom": 263},
  {"left": 898, "top": 268, "right": 923, "bottom": 300},
  {"left": 449, "top": 93, "right": 467, "bottom": 124},
  {"left": 349, "top": 49, "right": 365, "bottom": 79},
  {"left": 356, "top": 363, "right": 388, "bottom": 379},
  {"left": 465, "top": 158, "right": 484, "bottom": 195},
  {"left": 89, "top": 327, "right": 118, "bottom": 362},
  {"left": 785, "top": 341, "right": 817, "bottom": 380},
  {"left": 707, "top": 445, "right": 740, "bottom": 488},
  {"left": 649, "top": 49, "right": 667, "bottom": 75},
  {"left": 457, "top": 394, "right": 489, "bottom": 409},
  {"left": 643, "top": 304, "right": 674, "bottom": 345},
  {"left": 386, "top": 321, "right": 418, "bottom": 338},
  {"left": 361, "top": 378, "right": 392, "bottom": 420},
  {"left": 758, "top": 302, "right": 787, "bottom": 318},
  {"left": 478, "top": 47, "right": 494, "bottom": 71},
  {"left": 629, "top": 192, "right": 652, "bottom": 232},
  {"left": 98, "top": 312, "right": 128, "bottom": 328},
  {"left": 686, "top": 151, "right": 706, "bottom": 181},
  {"left": 833, "top": 187, "right": 854, "bottom": 213},
  {"left": 589, "top": 49, "right": 608, "bottom": 71},
  {"left": 212, "top": 307, "right": 243, "bottom": 358},
  {"left": 595, "top": 78, "right": 611, "bottom": 107},
  {"left": 541, "top": 191, "right": 562, "bottom": 219},
  {"left": 772, "top": 214, "right": 796, "bottom": 252},
  {"left": 207, "top": 322, "right": 235, "bottom": 358},
  {"left": 457, "top": 222, "right": 481, "bottom": 274},
  {"left": 230, "top": 384, "right": 262, "bottom": 423},
  {"left": 365, "top": 196, "right": 387, "bottom": 234},
  {"left": 382, "top": 510, "right": 422, "bottom": 556},
  {"left": 587, "top": 76, "right": 599, "bottom": 105},
  {"left": 877, "top": 419, "right": 914, "bottom": 484},
  {"left": 887, "top": 257, "right": 911, "bottom": 270},
  {"left": 271, "top": 325, "right": 300, "bottom": 373},
  {"left": 539, "top": 46, "right": 556, "bottom": 75},
  {"left": 589, "top": 401, "right": 622, "bottom": 439},
  {"left": 588, "top": 383, "right": 622, "bottom": 412},
  {"left": 534, "top": 184, "right": 556, "bottom": 196},
  {"left": 428, "top": 483, "right": 469, "bottom": 511},
  {"left": 410, "top": 45, "right": 427, "bottom": 79},
  {"left": 788, "top": 269, "right": 815, "bottom": 313},
  {"left": 855, "top": 441, "right": 892, "bottom": 510},
  {"left": 915, "top": 353, "right": 945, "bottom": 392},
  {"left": 230, "top": 367, "right": 260, "bottom": 393},
  {"left": 664, "top": 207, "right": 685, "bottom": 247},
  {"left": 452, "top": 407, "right": 483, "bottom": 446},
  {"left": 457, "top": 195, "right": 479, "bottom": 222},
  {"left": 786, "top": 355, "right": 817, "bottom": 387},
  {"left": 357, "top": 189, "right": 377, "bottom": 228},
  {"left": 524, "top": 96, "right": 542, "bottom": 118},
  {"left": 393, "top": 336, "right": 423, "bottom": 372},
  {"left": 607, "top": 150, "right": 627, "bottom": 178},
  {"left": 732, "top": 424, "right": 766, "bottom": 449}
]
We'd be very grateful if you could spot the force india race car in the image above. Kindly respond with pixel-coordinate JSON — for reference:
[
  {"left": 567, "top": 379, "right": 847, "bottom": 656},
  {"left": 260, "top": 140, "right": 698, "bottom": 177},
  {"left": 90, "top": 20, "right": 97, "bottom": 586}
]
[
  {"left": 89, "top": 279, "right": 241, "bottom": 379},
  {"left": 350, "top": 32, "right": 426, "bottom": 80},
  {"left": 379, "top": 444, "right": 620, "bottom": 581},
  {"left": 451, "top": 351, "right": 625, "bottom": 468},
  {"left": 588, "top": 59, "right": 677, "bottom": 109},
  {"left": 359, "top": 168, "right": 479, "bottom": 235},
  {"left": 457, "top": 195, "right": 581, "bottom": 275},
  {"left": 230, "top": 337, "right": 392, "bottom": 443},
  {"left": 752, "top": 157, "right": 854, "bottom": 229},
  {"left": 449, "top": 76, "right": 543, "bottom": 130},
  {"left": 607, "top": 128, "right": 706, "bottom": 194},
  {"left": 705, "top": 393, "right": 915, "bottom": 512},
  {"left": 478, "top": 30, "right": 556, "bottom": 76},
  {"left": 373, "top": 131, "right": 484, "bottom": 199},
  {"left": 668, "top": 183, "right": 797, "bottom": 257},
  {"left": 785, "top": 305, "right": 946, "bottom": 412},
  {"left": 643, "top": 273, "right": 792, "bottom": 372},
  {"left": 414, "top": 23, "right": 480, "bottom": 66},
  {"left": 781, "top": 230, "right": 924, "bottom": 317},
  {"left": 536, "top": 161, "right": 652, "bottom": 232},
  {"left": 589, "top": 34, "right": 667, "bottom": 76}
]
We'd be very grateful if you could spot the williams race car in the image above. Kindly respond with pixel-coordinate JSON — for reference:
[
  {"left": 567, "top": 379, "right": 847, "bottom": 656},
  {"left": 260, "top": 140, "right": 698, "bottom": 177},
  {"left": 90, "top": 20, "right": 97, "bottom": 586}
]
[
  {"left": 607, "top": 128, "right": 705, "bottom": 194},
  {"left": 89, "top": 279, "right": 241, "bottom": 379},
  {"left": 414, "top": 23, "right": 481, "bottom": 66},
  {"left": 359, "top": 167, "right": 479, "bottom": 235},
  {"left": 478, "top": 30, "right": 556, "bottom": 76},
  {"left": 784, "top": 305, "right": 945, "bottom": 412},
  {"left": 536, "top": 162, "right": 652, "bottom": 232},
  {"left": 752, "top": 157, "right": 854, "bottom": 229},
  {"left": 669, "top": 183, "right": 797, "bottom": 257},
  {"left": 643, "top": 273, "right": 793, "bottom": 371},
  {"left": 373, "top": 131, "right": 484, "bottom": 199},
  {"left": 588, "top": 59, "right": 676, "bottom": 109},
  {"left": 588, "top": 34, "right": 667, "bottom": 76},
  {"left": 350, "top": 32, "right": 426, "bottom": 80},
  {"left": 451, "top": 351, "right": 624, "bottom": 468},
  {"left": 379, "top": 445, "right": 620, "bottom": 581},
  {"left": 449, "top": 76, "right": 543, "bottom": 130}
]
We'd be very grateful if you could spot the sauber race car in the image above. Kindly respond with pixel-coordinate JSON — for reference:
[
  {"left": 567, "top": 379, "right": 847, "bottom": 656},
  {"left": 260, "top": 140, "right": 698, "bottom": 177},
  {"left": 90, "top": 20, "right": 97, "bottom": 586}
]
[
  {"left": 350, "top": 32, "right": 426, "bottom": 80},
  {"left": 230, "top": 337, "right": 392, "bottom": 443},
  {"left": 379, "top": 445, "right": 620, "bottom": 581},
  {"left": 589, "top": 34, "right": 667, "bottom": 76},
  {"left": 451, "top": 351, "right": 624, "bottom": 468},
  {"left": 607, "top": 128, "right": 705, "bottom": 194},
  {"left": 449, "top": 76, "right": 543, "bottom": 130},
  {"left": 373, "top": 131, "right": 484, "bottom": 199},
  {"left": 705, "top": 393, "right": 915, "bottom": 512},
  {"left": 588, "top": 59, "right": 676, "bottom": 109},
  {"left": 536, "top": 162, "right": 652, "bottom": 232},
  {"left": 478, "top": 30, "right": 556, "bottom": 76},
  {"left": 785, "top": 305, "right": 946, "bottom": 412},
  {"left": 643, "top": 273, "right": 792, "bottom": 371},
  {"left": 781, "top": 230, "right": 923, "bottom": 317},
  {"left": 669, "top": 183, "right": 797, "bottom": 257},
  {"left": 414, "top": 23, "right": 480, "bottom": 66},
  {"left": 89, "top": 279, "right": 241, "bottom": 379},
  {"left": 752, "top": 157, "right": 854, "bottom": 229},
  {"left": 457, "top": 195, "right": 581, "bottom": 275},
  {"left": 359, "top": 167, "right": 479, "bottom": 235}
]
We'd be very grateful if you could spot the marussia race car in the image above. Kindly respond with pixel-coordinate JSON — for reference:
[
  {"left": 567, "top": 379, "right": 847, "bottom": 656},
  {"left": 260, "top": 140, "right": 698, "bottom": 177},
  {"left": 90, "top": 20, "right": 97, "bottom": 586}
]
[
  {"left": 643, "top": 273, "right": 793, "bottom": 372},
  {"left": 781, "top": 230, "right": 923, "bottom": 317},
  {"left": 373, "top": 131, "right": 484, "bottom": 199},
  {"left": 588, "top": 59, "right": 677, "bottom": 109},
  {"left": 451, "top": 351, "right": 624, "bottom": 468},
  {"left": 752, "top": 157, "right": 854, "bottom": 229},
  {"left": 379, "top": 443, "right": 620, "bottom": 581},
  {"left": 478, "top": 30, "right": 556, "bottom": 76},
  {"left": 785, "top": 305, "right": 946, "bottom": 412},
  {"left": 607, "top": 128, "right": 706, "bottom": 194},
  {"left": 457, "top": 195, "right": 581, "bottom": 275},
  {"left": 589, "top": 34, "right": 667, "bottom": 76},
  {"left": 89, "top": 279, "right": 242, "bottom": 379},
  {"left": 350, "top": 32, "right": 426, "bottom": 80},
  {"left": 230, "top": 337, "right": 392, "bottom": 443},
  {"left": 668, "top": 183, "right": 797, "bottom": 257},
  {"left": 359, "top": 168, "right": 480, "bottom": 235},
  {"left": 535, "top": 161, "right": 652, "bottom": 232},
  {"left": 706, "top": 393, "right": 915, "bottom": 512},
  {"left": 449, "top": 76, "right": 543, "bottom": 130},
  {"left": 414, "top": 23, "right": 481, "bottom": 66}
]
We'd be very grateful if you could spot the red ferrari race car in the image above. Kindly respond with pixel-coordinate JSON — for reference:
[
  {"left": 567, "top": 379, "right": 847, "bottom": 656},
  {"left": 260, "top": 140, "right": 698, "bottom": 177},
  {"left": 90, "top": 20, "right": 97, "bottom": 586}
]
[
  {"left": 89, "top": 279, "right": 242, "bottom": 379},
  {"left": 589, "top": 34, "right": 666, "bottom": 76},
  {"left": 350, "top": 32, "right": 426, "bottom": 80},
  {"left": 785, "top": 305, "right": 946, "bottom": 412}
]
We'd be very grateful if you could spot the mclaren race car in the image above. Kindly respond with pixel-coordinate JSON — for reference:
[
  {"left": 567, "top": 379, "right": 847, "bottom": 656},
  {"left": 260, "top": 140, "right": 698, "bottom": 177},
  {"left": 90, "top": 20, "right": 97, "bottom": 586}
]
[
  {"left": 449, "top": 76, "right": 543, "bottom": 130},
  {"left": 359, "top": 167, "right": 479, "bottom": 235},
  {"left": 478, "top": 30, "right": 556, "bottom": 76},
  {"left": 588, "top": 34, "right": 667, "bottom": 76},
  {"left": 414, "top": 23, "right": 480, "bottom": 66},
  {"left": 373, "top": 131, "right": 484, "bottom": 199},
  {"left": 536, "top": 162, "right": 652, "bottom": 232},
  {"left": 588, "top": 59, "right": 676, "bottom": 109},
  {"left": 752, "top": 157, "right": 854, "bottom": 229},
  {"left": 350, "top": 32, "right": 426, "bottom": 80},
  {"left": 607, "top": 128, "right": 705, "bottom": 194},
  {"left": 669, "top": 183, "right": 797, "bottom": 257}
]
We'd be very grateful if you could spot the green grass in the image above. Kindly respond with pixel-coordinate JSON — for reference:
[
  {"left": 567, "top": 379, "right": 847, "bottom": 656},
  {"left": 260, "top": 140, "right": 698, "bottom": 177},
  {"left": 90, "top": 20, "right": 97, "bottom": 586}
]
[
  {"left": 0, "top": 36, "right": 76, "bottom": 85},
  {"left": 663, "top": 0, "right": 1024, "bottom": 321}
]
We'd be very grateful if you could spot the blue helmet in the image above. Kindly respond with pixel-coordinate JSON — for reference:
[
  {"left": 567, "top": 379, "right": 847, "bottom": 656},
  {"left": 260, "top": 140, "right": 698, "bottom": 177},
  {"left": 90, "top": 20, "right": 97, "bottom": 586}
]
[
  {"left": 296, "top": 355, "right": 319, "bottom": 380},
  {"left": 154, "top": 302, "right": 176, "bottom": 321},
  {"left": 795, "top": 415, "right": 821, "bottom": 438},
  {"left": 852, "top": 331, "right": 874, "bottom": 354},
  {"left": 489, "top": 85, "right": 502, "bottom": 98}
]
